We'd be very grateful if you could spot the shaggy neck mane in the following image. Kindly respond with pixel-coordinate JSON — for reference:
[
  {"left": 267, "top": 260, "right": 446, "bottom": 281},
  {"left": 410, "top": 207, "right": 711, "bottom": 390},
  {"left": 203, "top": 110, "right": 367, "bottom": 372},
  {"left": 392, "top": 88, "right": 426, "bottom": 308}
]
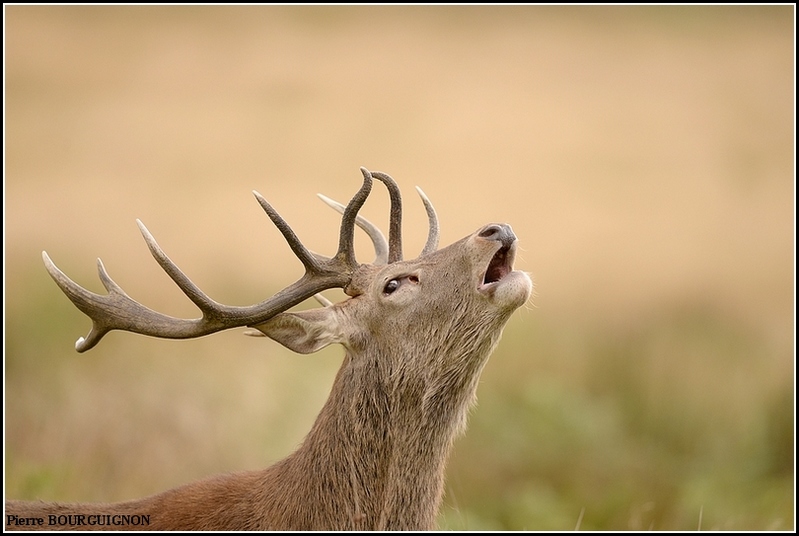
[{"left": 268, "top": 334, "right": 500, "bottom": 531}]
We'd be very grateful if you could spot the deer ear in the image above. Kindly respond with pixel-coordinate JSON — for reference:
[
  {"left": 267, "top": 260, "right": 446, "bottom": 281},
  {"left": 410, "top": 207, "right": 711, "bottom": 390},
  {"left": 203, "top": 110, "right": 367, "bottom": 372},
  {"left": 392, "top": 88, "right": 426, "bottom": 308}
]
[{"left": 249, "top": 308, "right": 344, "bottom": 354}]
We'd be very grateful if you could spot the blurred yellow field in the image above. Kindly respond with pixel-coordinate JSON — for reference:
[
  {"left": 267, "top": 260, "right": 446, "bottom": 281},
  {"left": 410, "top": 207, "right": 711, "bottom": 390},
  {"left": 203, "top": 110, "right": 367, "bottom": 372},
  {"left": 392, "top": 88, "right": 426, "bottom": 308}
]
[{"left": 5, "top": 6, "right": 794, "bottom": 530}]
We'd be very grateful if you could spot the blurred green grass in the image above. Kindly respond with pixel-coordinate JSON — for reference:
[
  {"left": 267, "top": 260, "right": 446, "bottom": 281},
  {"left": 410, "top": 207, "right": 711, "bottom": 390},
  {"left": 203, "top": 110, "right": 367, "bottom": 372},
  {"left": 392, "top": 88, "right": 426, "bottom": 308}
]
[{"left": 440, "top": 305, "right": 793, "bottom": 530}]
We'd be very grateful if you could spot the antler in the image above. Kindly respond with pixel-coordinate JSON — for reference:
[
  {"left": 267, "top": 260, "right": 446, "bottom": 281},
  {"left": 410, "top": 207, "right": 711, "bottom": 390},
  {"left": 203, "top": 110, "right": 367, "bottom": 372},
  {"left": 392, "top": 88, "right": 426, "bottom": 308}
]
[
  {"left": 316, "top": 194, "right": 389, "bottom": 265},
  {"left": 415, "top": 186, "right": 439, "bottom": 255},
  {"left": 44, "top": 168, "right": 375, "bottom": 352},
  {"left": 317, "top": 184, "right": 439, "bottom": 263},
  {"left": 370, "top": 171, "right": 404, "bottom": 263}
]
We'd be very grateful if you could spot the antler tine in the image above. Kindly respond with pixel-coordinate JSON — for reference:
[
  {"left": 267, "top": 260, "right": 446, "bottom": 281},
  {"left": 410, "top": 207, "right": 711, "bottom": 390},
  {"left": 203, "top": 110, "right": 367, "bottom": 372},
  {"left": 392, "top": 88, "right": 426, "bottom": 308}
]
[
  {"left": 136, "top": 220, "right": 223, "bottom": 315},
  {"left": 43, "top": 249, "right": 216, "bottom": 353},
  {"left": 415, "top": 186, "right": 439, "bottom": 255},
  {"left": 43, "top": 252, "right": 114, "bottom": 352},
  {"left": 317, "top": 193, "right": 389, "bottom": 265},
  {"left": 369, "top": 170, "right": 403, "bottom": 263},
  {"left": 337, "top": 167, "right": 373, "bottom": 267},
  {"left": 252, "top": 192, "right": 326, "bottom": 275},
  {"left": 44, "top": 172, "right": 376, "bottom": 351}
]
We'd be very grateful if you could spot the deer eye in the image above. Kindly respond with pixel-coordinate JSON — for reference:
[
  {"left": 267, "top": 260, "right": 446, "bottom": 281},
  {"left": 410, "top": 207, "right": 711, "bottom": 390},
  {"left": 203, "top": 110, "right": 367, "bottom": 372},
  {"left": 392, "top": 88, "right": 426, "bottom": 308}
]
[
  {"left": 383, "top": 275, "right": 420, "bottom": 296},
  {"left": 383, "top": 279, "right": 400, "bottom": 295}
]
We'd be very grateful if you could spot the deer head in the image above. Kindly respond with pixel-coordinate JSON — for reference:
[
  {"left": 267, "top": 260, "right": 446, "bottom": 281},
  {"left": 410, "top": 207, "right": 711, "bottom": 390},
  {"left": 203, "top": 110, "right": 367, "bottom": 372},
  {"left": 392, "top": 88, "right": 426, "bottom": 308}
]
[
  {"left": 32, "top": 167, "right": 532, "bottom": 530},
  {"left": 43, "top": 168, "right": 531, "bottom": 360}
]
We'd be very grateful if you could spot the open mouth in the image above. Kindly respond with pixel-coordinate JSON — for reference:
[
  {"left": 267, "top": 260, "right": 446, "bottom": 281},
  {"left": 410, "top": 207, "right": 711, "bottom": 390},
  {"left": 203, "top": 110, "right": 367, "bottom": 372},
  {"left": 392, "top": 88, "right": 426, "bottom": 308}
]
[{"left": 481, "top": 244, "right": 515, "bottom": 288}]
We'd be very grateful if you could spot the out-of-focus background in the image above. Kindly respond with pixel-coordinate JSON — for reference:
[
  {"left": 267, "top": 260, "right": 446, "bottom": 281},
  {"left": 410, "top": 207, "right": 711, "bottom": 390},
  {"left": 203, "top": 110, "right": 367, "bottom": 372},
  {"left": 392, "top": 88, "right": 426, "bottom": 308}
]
[{"left": 4, "top": 5, "right": 794, "bottom": 530}]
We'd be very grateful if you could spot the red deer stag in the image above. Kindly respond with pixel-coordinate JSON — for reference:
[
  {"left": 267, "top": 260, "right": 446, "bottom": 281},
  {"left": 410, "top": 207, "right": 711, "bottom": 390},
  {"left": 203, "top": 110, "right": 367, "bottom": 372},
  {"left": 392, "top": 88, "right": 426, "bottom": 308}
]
[{"left": 5, "top": 168, "right": 532, "bottom": 531}]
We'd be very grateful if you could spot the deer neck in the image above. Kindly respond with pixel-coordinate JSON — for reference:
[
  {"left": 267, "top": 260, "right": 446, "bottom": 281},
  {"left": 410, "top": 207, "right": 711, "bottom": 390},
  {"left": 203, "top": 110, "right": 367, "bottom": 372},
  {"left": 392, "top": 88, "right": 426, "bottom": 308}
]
[{"left": 283, "top": 334, "right": 502, "bottom": 530}]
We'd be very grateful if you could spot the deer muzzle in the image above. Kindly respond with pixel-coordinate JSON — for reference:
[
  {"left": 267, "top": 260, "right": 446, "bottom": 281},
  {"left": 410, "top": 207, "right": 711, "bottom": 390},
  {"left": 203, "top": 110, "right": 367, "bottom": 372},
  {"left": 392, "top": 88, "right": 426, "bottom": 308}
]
[{"left": 478, "top": 224, "right": 519, "bottom": 289}]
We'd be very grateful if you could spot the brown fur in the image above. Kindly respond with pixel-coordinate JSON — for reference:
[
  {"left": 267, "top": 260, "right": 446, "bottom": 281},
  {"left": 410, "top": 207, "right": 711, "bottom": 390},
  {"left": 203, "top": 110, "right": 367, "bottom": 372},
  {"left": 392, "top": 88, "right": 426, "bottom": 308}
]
[{"left": 6, "top": 216, "right": 532, "bottom": 530}]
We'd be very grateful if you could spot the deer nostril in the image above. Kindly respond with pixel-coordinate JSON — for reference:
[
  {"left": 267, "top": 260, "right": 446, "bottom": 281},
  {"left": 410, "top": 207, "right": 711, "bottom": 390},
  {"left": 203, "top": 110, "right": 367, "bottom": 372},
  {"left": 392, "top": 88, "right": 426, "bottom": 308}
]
[
  {"left": 479, "top": 225, "right": 502, "bottom": 239},
  {"left": 479, "top": 224, "right": 516, "bottom": 247}
]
